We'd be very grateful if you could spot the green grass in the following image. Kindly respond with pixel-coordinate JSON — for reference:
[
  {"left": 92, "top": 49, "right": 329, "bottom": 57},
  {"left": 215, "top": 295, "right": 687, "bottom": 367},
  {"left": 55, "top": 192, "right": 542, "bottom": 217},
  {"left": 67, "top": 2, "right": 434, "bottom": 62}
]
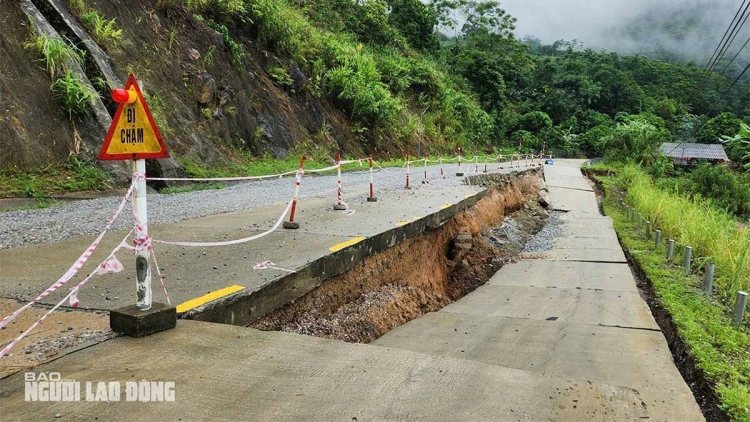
[
  {"left": 598, "top": 173, "right": 750, "bottom": 421},
  {"left": 161, "top": 0, "right": 493, "bottom": 150},
  {"left": 612, "top": 165, "right": 749, "bottom": 307},
  {"left": 176, "top": 147, "right": 517, "bottom": 180},
  {"left": 160, "top": 183, "right": 227, "bottom": 194},
  {"left": 24, "top": 34, "right": 85, "bottom": 78},
  {"left": 51, "top": 70, "right": 98, "bottom": 115},
  {"left": 80, "top": 10, "right": 123, "bottom": 49},
  {"left": 0, "top": 158, "right": 113, "bottom": 197}
]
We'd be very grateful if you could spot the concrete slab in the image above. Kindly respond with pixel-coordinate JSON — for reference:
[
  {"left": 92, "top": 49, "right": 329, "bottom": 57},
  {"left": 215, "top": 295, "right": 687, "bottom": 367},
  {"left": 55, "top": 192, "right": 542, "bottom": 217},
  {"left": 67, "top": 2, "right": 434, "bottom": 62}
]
[
  {"left": 558, "top": 220, "right": 619, "bottom": 239},
  {"left": 0, "top": 182, "right": 490, "bottom": 313},
  {"left": 440, "top": 284, "right": 659, "bottom": 329},
  {"left": 552, "top": 236, "right": 623, "bottom": 250},
  {"left": 375, "top": 313, "right": 702, "bottom": 421},
  {"left": 547, "top": 187, "right": 600, "bottom": 213},
  {"left": 522, "top": 246, "right": 627, "bottom": 262},
  {"left": 0, "top": 321, "right": 649, "bottom": 421},
  {"left": 488, "top": 260, "right": 638, "bottom": 292},
  {"left": 545, "top": 176, "right": 594, "bottom": 192}
]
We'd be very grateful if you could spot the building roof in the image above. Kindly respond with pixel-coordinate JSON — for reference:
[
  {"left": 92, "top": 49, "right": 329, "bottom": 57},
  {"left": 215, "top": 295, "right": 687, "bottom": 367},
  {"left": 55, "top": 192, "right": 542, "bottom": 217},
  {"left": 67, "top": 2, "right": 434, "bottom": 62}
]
[{"left": 659, "top": 143, "right": 729, "bottom": 161}]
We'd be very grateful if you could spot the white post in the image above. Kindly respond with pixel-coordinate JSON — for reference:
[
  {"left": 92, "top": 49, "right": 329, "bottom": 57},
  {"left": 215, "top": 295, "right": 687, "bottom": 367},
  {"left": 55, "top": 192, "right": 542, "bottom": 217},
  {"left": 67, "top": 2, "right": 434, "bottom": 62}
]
[{"left": 134, "top": 159, "right": 151, "bottom": 310}]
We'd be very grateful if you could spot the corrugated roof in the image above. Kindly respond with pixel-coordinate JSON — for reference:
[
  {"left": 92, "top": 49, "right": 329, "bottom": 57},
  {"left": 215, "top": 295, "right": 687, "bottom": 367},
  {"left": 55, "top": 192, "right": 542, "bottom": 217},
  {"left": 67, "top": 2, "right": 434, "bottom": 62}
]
[{"left": 659, "top": 143, "right": 729, "bottom": 160}]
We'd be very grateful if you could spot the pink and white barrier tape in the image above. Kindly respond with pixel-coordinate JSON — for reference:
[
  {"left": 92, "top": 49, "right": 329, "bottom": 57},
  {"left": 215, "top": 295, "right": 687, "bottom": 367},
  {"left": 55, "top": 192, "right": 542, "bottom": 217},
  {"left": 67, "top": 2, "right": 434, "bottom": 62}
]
[
  {"left": 252, "top": 260, "right": 294, "bottom": 273},
  {"left": 152, "top": 198, "right": 294, "bottom": 247},
  {"left": 0, "top": 231, "right": 133, "bottom": 359},
  {"left": 0, "top": 180, "right": 136, "bottom": 329}
]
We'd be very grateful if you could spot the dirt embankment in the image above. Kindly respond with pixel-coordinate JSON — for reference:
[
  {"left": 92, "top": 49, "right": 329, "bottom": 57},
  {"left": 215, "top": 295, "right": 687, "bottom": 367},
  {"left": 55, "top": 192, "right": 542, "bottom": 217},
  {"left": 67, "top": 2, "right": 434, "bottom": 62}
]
[
  {"left": 4, "top": 0, "right": 358, "bottom": 175},
  {"left": 252, "top": 173, "right": 547, "bottom": 343}
]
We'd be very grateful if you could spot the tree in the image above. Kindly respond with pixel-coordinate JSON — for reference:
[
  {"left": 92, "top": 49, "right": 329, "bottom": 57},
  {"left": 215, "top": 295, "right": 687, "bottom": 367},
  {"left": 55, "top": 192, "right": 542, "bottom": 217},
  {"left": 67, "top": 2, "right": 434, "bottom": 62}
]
[
  {"left": 387, "top": 0, "right": 439, "bottom": 51},
  {"left": 428, "top": 0, "right": 515, "bottom": 39},
  {"left": 697, "top": 112, "right": 742, "bottom": 144},
  {"left": 518, "top": 111, "right": 553, "bottom": 133}
]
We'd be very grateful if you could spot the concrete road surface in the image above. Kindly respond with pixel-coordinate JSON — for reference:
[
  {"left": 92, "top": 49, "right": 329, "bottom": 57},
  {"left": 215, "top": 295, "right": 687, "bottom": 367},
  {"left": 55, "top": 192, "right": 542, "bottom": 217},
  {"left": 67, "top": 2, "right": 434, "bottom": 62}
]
[
  {"left": 376, "top": 159, "right": 704, "bottom": 421},
  {"left": 0, "top": 159, "right": 704, "bottom": 421}
]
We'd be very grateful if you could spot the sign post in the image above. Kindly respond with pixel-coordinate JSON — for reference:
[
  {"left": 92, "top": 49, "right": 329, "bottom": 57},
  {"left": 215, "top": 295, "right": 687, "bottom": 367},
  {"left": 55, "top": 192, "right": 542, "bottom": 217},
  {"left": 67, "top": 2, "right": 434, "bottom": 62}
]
[{"left": 99, "top": 74, "right": 169, "bottom": 314}]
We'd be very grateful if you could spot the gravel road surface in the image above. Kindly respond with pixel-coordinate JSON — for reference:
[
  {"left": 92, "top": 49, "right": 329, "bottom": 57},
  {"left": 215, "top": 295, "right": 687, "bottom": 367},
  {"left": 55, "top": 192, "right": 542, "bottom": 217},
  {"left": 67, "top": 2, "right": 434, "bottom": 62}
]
[{"left": 1, "top": 164, "right": 469, "bottom": 249}]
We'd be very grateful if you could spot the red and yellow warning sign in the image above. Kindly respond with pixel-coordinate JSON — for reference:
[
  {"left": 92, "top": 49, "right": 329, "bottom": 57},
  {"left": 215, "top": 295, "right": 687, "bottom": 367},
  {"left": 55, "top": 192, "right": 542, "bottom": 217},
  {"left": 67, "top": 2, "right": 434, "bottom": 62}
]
[{"left": 98, "top": 74, "right": 169, "bottom": 160}]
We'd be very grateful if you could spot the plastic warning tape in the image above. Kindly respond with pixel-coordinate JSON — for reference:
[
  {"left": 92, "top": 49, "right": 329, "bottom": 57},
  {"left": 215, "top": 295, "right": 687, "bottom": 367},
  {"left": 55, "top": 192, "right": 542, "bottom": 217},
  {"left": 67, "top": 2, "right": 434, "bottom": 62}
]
[
  {"left": 0, "top": 232, "right": 132, "bottom": 359},
  {"left": 0, "top": 179, "right": 137, "bottom": 329},
  {"left": 151, "top": 198, "right": 294, "bottom": 247}
]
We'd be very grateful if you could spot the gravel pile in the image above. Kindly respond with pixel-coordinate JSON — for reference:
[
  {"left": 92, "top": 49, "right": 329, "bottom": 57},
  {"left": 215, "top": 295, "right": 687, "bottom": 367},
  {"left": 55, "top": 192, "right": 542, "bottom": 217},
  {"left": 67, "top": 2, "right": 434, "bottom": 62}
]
[
  {"left": 522, "top": 211, "right": 562, "bottom": 253},
  {"left": 1, "top": 165, "right": 467, "bottom": 249}
]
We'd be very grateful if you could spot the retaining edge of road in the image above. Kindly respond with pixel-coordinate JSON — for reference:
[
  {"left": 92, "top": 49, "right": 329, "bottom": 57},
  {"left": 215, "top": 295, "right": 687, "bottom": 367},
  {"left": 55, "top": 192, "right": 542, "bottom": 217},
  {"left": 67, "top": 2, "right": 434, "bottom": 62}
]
[{"left": 181, "top": 168, "right": 543, "bottom": 327}]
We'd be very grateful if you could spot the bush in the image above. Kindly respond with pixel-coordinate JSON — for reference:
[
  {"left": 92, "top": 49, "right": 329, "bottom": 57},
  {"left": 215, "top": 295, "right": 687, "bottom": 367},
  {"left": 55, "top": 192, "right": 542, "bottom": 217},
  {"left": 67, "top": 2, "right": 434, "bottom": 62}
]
[
  {"left": 688, "top": 164, "right": 750, "bottom": 217},
  {"left": 50, "top": 70, "right": 98, "bottom": 115},
  {"left": 603, "top": 115, "right": 668, "bottom": 165},
  {"left": 697, "top": 112, "right": 742, "bottom": 144},
  {"left": 579, "top": 124, "right": 613, "bottom": 156},
  {"left": 517, "top": 111, "right": 553, "bottom": 133}
]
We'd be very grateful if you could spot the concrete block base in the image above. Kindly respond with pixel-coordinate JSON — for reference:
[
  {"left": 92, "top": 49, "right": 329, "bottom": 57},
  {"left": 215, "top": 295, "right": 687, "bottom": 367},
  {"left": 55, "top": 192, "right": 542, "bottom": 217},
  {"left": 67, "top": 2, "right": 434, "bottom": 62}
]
[
  {"left": 283, "top": 221, "right": 299, "bottom": 229},
  {"left": 333, "top": 203, "right": 347, "bottom": 211},
  {"left": 456, "top": 172, "right": 464, "bottom": 177},
  {"left": 367, "top": 197, "right": 378, "bottom": 202},
  {"left": 110, "top": 302, "right": 176, "bottom": 337}
]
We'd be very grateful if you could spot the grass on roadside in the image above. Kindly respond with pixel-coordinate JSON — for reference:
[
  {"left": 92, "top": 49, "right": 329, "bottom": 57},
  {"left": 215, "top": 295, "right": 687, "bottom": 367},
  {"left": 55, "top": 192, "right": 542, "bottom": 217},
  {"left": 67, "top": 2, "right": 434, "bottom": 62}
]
[
  {"left": 160, "top": 183, "right": 227, "bottom": 194},
  {"left": 80, "top": 10, "right": 123, "bottom": 49},
  {"left": 613, "top": 165, "right": 749, "bottom": 306},
  {"left": 176, "top": 146, "right": 521, "bottom": 180},
  {"left": 596, "top": 173, "right": 750, "bottom": 421},
  {"left": 0, "top": 158, "right": 113, "bottom": 198}
]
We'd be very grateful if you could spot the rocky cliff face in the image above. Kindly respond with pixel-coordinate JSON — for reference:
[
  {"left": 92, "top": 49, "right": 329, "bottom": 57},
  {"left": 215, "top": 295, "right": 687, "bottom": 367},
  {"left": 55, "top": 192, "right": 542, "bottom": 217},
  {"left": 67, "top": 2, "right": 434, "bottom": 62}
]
[{"left": 2, "top": 0, "right": 361, "bottom": 179}]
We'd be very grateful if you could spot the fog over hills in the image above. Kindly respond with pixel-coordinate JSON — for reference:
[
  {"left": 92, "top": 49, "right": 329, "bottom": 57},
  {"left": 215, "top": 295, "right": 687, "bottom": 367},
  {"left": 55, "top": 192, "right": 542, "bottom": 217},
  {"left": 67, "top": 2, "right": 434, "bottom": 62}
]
[{"left": 501, "top": 0, "right": 749, "bottom": 67}]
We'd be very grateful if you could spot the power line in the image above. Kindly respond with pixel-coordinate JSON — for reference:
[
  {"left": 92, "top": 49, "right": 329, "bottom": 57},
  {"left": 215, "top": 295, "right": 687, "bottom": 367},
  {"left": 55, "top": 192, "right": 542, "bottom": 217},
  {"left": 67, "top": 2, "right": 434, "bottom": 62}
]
[
  {"left": 702, "top": 0, "right": 749, "bottom": 77},
  {"left": 721, "top": 36, "right": 750, "bottom": 74},
  {"left": 706, "top": 5, "right": 750, "bottom": 76},
  {"left": 725, "top": 60, "right": 750, "bottom": 93}
]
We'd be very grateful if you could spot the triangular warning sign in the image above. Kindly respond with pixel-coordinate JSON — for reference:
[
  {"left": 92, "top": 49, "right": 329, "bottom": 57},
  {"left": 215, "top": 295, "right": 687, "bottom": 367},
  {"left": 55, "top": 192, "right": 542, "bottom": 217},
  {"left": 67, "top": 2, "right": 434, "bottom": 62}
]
[{"left": 98, "top": 74, "right": 169, "bottom": 160}]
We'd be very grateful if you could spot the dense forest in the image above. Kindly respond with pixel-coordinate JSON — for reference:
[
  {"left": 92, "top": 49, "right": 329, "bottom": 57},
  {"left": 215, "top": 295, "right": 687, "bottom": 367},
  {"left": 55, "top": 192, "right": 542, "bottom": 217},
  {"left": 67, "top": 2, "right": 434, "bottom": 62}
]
[{"left": 177, "top": 0, "right": 749, "bottom": 159}]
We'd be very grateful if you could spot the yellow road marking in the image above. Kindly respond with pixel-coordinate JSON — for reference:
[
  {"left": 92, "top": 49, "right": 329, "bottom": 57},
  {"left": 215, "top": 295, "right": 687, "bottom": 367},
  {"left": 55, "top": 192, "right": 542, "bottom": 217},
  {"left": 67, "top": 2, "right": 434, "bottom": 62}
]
[
  {"left": 440, "top": 203, "right": 453, "bottom": 209},
  {"left": 176, "top": 285, "right": 245, "bottom": 314},
  {"left": 412, "top": 216, "right": 420, "bottom": 220},
  {"left": 396, "top": 221, "right": 409, "bottom": 227},
  {"left": 464, "top": 194, "right": 472, "bottom": 198},
  {"left": 329, "top": 237, "right": 365, "bottom": 252}
]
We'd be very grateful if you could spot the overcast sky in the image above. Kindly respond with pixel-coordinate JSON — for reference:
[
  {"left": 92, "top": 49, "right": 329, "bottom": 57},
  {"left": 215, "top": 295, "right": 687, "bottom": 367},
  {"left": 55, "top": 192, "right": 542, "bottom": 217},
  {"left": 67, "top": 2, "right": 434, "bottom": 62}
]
[{"left": 496, "top": 0, "right": 743, "bottom": 56}]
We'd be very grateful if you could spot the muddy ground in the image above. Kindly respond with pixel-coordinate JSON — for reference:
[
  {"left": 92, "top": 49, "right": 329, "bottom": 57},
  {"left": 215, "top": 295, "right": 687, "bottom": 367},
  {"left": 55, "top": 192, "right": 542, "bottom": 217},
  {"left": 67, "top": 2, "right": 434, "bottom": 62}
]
[{"left": 253, "top": 177, "right": 550, "bottom": 343}]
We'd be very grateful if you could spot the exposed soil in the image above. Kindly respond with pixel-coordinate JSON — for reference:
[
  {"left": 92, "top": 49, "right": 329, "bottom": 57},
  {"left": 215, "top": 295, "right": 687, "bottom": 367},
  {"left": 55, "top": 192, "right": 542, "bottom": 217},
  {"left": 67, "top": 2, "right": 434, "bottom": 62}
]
[
  {"left": 252, "top": 174, "right": 548, "bottom": 343},
  {"left": 582, "top": 169, "right": 728, "bottom": 422},
  {"left": 0, "top": 298, "right": 115, "bottom": 379}
]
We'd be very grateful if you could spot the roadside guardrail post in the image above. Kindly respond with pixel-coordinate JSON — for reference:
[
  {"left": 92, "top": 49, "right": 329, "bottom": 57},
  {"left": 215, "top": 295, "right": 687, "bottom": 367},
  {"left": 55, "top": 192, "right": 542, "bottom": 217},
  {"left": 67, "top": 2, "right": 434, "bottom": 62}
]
[
  {"left": 733, "top": 291, "right": 748, "bottom": 326},
  {"left": 667, "top": 239, "right": 675, "bottom": 261},
  {"left": 704, "top": 263, "right": 714, "bottom": 295},
  {"left": 684, "top": 246, "right": 692, "bottom": 275}
]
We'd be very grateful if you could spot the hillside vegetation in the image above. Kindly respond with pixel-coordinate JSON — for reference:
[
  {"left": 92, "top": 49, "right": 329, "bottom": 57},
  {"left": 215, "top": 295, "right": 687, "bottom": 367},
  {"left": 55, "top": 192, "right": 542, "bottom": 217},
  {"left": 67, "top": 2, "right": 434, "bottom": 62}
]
[{"left": 2, "top": 0, "right": 748, "bottom": 193}]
